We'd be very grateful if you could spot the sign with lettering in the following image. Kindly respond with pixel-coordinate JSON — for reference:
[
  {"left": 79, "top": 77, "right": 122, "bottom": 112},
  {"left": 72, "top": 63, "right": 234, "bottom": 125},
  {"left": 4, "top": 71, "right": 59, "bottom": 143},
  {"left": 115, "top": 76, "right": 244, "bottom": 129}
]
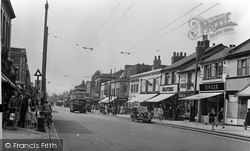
[
  {"left": 188, "top": 12, "right": 237, "bottom": 40},
  {"left": 160, "top": 85, "right": 178, "bottom": 93},
  {"left": 200, "top": 83, "right": 224, "bottom": 91}
]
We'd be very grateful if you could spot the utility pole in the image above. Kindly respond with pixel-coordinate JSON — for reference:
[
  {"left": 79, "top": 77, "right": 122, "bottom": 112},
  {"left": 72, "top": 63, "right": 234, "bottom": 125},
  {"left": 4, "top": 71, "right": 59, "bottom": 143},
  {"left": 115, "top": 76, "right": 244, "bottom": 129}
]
[{"left": 37, "top": 1, "right": 49, "bottom": 132}]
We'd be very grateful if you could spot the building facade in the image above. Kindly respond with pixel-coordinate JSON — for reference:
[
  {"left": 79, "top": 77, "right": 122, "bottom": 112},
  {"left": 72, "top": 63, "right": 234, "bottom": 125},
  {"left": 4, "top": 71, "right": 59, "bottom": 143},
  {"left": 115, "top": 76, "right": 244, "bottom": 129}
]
[{"left": 225, "top": 38, "right": 250, "bottom": 125}]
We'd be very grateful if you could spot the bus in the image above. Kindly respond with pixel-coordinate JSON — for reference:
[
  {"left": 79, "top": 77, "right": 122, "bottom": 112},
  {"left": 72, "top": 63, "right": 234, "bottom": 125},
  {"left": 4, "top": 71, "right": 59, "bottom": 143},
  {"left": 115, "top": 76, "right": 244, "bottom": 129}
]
[{"left": 69, "top": 87, "right": 88, "bottom": 113}]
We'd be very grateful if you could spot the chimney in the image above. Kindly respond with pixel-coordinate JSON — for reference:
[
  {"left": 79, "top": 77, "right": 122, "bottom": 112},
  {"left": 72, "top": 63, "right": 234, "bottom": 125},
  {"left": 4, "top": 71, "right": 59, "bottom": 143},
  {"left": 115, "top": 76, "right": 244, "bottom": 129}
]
[
  {"left": 153, "top": 55, "right": 161, "bottom": 70},
  {"left": 184, "top": 52, "right": 186, "bottom": 57},
  {"left": 171, "top": 51, "right": 186, "bottom": 64}
]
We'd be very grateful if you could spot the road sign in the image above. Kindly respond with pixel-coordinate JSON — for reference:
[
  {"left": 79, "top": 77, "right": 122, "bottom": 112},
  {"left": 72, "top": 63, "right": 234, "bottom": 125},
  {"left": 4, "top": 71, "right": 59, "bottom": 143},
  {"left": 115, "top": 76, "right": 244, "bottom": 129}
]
[{"left": 34, "top": 69, "right": 42, "bottom": 76}]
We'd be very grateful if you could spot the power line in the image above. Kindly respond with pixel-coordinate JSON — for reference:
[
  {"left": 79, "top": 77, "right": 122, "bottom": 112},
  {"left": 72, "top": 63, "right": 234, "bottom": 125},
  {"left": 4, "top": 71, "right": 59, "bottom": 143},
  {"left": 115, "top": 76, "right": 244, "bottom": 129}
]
[
  {"left": 122, "top": 3, "right": 203, "bottom": 54},
  {"left": 101, "top": 3, "right": 219, "bottom": 71},
  {"left": 87, "top": 2, "right": 121, "bottom": 46},
  {"left": 92, "top": 2, "right": 135, "bottom": 48},
  {"left": 135, "top": 3, "right": 219, "bottom": 51}
]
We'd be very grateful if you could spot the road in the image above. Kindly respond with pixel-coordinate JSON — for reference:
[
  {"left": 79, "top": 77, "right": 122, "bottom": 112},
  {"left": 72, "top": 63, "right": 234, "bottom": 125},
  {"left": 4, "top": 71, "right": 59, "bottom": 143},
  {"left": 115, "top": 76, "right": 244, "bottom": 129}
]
[{"left": 52, "top": 106, "right": 250, "bottom": 151}]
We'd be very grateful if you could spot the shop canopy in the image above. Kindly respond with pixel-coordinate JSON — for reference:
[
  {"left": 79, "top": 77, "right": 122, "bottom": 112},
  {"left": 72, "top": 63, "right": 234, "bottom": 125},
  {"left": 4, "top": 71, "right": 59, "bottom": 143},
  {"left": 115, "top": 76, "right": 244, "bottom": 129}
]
[
  {"left": 236, "top": 83, "right": 250, "bottom": 97},
  {"left": 110, "top": 96, "right": 117, "bottom": 102},
  {"left": 146, "top": 94, "right": 174, "bottom": 102},
  {"left": 98, "top": 97, "right": 109, "bottom": 103},
  {"left": 127, "top": 94, "right": 157, "bottom": 103},
  {"left": 179, "top": 92, "right": 222, "bottom": 100},
  {"left": 1, "top": 72, "right": 22, "bottom": 93}
]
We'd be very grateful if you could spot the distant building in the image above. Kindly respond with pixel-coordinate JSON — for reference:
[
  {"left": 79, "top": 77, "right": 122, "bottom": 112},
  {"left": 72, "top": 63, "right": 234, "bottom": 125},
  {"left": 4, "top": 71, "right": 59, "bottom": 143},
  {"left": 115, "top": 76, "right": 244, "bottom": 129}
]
[{"left": 10, "top": 47, "right": 31, "bottom": 91}]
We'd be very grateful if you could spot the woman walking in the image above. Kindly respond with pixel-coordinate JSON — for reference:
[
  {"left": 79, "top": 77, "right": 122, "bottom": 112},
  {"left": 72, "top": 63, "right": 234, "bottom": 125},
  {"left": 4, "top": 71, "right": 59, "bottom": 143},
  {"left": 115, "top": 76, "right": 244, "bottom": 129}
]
[
  {"left": 158, "top": 105, "right": 164, "bottom": 121},
  {"left": 208, "top": 108, "right": 216, "bottom": 130}
]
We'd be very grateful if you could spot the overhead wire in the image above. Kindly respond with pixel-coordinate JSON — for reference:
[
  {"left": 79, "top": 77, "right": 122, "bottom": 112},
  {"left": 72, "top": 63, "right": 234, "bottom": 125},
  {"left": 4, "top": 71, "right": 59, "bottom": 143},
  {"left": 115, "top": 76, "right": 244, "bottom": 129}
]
[
  {"left": 101, "top": 3, "right": 220, "bottom": 72},
  {"left": 122, "top": 3, "right": 203, "bottom": 54},
  {"left": 135, "top": 3, "right": 220, "bottom": 52},
  {"left": 87, "top": 2, "right": 121, "bottom": 46},
  {"left": 92, "top": 2, "right": 135, "bottom": 48}
]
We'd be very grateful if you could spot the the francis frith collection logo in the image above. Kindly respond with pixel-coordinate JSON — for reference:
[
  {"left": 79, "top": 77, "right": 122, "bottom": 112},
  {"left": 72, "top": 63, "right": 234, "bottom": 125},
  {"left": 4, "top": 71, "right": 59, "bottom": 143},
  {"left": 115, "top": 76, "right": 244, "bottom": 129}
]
[{"left": 188, "top": 12, "right": 237, "bottom": 40}]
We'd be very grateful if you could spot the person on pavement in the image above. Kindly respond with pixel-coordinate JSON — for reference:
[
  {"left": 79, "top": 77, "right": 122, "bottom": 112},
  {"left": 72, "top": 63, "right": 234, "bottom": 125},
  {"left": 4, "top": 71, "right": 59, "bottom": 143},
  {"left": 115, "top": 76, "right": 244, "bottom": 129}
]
[
  {"left": 20, "top": 93, "right": 29, "bottom": 128},
  {"left": 8, "top": 91, "right": 22, "bottom": 129},
  {"left": 244, "top": 108, "right": 250, "bottom": 130},
  {"left": 208, "top": 108, "right": 216, "bottom": 130},
  {"left": 168, "top": 107, "right": 173, "bottom": 120},
  {"left": 216, "top": 108, "right": 225, "bottom": 129},
  {"left": 158, "top": 105, "right": 164, "bottom": 121},
  {"left": 153, "top": 106, "right": 158, "bottom": 118}
]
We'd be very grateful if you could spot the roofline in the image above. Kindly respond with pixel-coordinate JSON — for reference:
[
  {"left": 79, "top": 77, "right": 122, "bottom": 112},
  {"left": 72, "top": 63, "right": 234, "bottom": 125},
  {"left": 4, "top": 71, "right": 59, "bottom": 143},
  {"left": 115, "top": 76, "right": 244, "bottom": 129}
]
[
  {"left": 228, "top": 38, "right": 250, "bottom": 54},
  {"left": 130, "top": 68, "right": 162, "bottom": 79},
  {"left": 3, "top": 0, "right": 16, "bottom": 19}
]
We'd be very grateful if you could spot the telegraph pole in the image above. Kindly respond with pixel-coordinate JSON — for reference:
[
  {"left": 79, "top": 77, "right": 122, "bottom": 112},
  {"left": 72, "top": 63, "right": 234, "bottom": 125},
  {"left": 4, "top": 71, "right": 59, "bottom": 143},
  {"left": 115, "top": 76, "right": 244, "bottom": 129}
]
[{"left": 37, "top": 1, "right": 49, "bottom": 132}]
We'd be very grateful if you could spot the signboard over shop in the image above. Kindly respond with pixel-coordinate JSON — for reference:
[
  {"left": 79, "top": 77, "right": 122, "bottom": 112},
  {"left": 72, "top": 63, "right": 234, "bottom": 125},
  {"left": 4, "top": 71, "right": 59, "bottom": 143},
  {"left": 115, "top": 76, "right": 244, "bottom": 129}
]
[
  {"left": 188, "top": 12, "right": 237, "bottom": 40},
  {"left": 200, "top": 83, "right": 224, "bottom": 91},
  {"left": 160, "top": 85, "right": 178, "bottom": 93}
]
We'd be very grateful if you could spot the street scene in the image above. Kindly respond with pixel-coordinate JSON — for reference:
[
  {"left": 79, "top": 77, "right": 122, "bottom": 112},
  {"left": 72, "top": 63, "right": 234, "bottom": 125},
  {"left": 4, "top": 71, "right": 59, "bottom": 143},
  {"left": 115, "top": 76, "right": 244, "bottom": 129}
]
[{"left": 1, "top": 0, "right": 250, "bottom": 151}]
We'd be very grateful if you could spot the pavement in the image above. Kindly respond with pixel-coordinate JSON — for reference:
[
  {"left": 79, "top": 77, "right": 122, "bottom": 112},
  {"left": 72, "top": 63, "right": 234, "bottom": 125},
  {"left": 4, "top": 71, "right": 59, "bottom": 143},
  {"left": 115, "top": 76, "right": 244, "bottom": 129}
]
[{"left": 2, "top": 116, "right": 61, "bottom": 151}]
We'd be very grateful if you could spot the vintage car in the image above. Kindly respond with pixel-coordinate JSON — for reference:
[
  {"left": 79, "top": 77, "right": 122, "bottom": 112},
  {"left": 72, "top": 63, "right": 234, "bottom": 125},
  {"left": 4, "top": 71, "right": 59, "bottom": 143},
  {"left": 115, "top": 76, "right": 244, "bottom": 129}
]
[{"left": 131, "top": 106, "right": 152, "bottom": 123}]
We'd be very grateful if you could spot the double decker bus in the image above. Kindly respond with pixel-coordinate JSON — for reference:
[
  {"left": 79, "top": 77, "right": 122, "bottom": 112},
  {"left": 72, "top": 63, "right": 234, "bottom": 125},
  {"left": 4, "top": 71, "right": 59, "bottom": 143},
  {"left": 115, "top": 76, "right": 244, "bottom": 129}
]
[{"left": 69, "top": 87, "right": 87, "bottom": 113}]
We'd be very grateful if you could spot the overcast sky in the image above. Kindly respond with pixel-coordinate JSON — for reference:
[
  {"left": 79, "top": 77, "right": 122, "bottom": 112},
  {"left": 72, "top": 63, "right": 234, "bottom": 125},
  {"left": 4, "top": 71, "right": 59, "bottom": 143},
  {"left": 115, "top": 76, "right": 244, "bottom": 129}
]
[{"left": 10, "top": 0, "right": 250, "bottom": 95}]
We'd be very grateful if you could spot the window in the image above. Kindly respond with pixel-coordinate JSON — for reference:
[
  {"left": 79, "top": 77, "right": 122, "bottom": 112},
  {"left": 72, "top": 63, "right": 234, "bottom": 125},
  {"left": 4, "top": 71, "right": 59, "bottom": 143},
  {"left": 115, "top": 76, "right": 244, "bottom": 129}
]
[
  {"left": 123, "top": 85, "right": 127, "bottom": 92},
  {"left": 165, "top": 73, "right": 169, "bottom": 85},
  {"left": 204, "top": 64, "right": 212, "bottom": 79},
  {"left": 187, "top": 72, "right": 192, "bottom": 83},
  {"left": 147, "top": 79, "right": 153, "bottom": 92},
  {"left": 171, "top": 72, "right": 176, "bottom": 84},
  {"left": 238, "top": 59, "right": 250, "bottom": 76}
]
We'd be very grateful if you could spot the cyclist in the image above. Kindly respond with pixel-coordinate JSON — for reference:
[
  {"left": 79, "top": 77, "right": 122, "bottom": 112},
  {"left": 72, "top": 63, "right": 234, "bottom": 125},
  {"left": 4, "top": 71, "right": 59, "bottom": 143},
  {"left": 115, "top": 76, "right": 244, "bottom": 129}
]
[{"left": 44, "top": 101, "right": 52, "bottom": 128}]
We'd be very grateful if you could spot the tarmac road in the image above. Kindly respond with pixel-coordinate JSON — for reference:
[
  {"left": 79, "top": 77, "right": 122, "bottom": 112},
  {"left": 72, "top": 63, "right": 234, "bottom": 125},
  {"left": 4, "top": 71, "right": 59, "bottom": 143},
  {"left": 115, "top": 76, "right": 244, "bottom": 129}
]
[{"left": 52, "top": 106, "right": 250, "bottom": 151}]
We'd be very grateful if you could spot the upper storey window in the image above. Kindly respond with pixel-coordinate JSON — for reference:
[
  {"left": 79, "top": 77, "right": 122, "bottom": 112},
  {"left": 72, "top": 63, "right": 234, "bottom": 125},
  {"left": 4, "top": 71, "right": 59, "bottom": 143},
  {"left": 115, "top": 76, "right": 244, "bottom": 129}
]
[{"left": 237, "top": 58, "right": 250, "bottom": 76}]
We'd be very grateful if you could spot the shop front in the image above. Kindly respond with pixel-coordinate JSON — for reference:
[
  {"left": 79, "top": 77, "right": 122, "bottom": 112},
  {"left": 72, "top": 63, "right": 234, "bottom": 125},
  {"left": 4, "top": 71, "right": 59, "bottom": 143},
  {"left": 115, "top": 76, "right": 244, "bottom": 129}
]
[{"left": 180, "top": 82, "right": 225, "bottom": 123}]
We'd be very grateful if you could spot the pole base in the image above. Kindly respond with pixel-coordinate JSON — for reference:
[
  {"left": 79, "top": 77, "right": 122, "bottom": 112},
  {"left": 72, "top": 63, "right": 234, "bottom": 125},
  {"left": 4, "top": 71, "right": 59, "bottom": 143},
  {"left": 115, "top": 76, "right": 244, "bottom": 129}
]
[{"left": 36, "top": 115, "right": 46, "bottom": 132}]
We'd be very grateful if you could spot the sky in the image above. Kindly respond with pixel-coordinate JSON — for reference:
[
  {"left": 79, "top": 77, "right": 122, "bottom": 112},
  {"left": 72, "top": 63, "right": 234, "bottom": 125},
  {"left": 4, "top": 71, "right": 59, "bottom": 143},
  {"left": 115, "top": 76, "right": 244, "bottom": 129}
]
[{"left": 10, "top": 0, "right": 250, "bottom": 95}]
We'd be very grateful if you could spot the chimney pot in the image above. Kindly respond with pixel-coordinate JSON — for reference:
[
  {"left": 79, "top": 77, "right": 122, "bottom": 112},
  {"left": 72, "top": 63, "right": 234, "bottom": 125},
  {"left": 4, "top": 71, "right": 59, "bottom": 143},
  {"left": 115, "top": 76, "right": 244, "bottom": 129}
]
[
  {"left": 203, "top": 35, "right": 208, "bottom": 40},
  {"left": 155, "top": 56, "right": 157, "bottom": 60},
  {"left": 173, "top": 52, "right": 176, "bottom": 56},
  {"left": 177, "top": 52, "right": 179, "bottom": 56},
  {"left": 180, "top": 52, "right": 183, "bottom": 56},
  {"left": 213, "top": 43, "right": 215, "bottom": 46},
  {"left": 158, "top": 55, "right": 160, "bottom": 60},
  {"left": 184, "top": 52, "right": 186, "bottom": 56}
]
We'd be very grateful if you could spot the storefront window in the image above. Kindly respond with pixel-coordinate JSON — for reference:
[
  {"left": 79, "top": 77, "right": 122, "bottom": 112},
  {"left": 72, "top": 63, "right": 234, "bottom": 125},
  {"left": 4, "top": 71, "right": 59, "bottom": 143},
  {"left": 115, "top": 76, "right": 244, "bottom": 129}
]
[
  {"left": 227, "top": 95, "right": 238, "bottom": 118},
  {"left": 238, "top": 97, "right": 248, "bottom": 119},
  {"left": 141, "top": 80, "right": 146, "bottom": 93}
]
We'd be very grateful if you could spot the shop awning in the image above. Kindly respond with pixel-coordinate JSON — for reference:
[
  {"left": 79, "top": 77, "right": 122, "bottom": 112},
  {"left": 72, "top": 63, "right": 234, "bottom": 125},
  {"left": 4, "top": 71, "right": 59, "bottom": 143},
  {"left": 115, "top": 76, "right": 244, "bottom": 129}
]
[
  {"left": 236, "top": 83, "right": 250, "bottom": 97},
  {"left": 179, "top": 93, "right": 222, "bottom": 100},
  {"left": 146, "top": 94, "right": 174, "bottom": 102},
  {"left": 110, "top": 96, "right": 117, "bottom": 102},
  {"left": 127, "top": 94, "right": 157, "bottom": 103},
  {"left": 98, "top": 97, "right": 109, "bottom": 103},
  {"left": 1, "top": 72, "right": 21, "bottom": 93}
]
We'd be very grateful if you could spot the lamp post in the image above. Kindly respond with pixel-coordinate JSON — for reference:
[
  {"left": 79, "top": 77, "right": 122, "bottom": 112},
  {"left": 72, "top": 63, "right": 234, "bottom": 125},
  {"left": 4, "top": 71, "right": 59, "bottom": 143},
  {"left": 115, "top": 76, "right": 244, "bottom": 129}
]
[{"left": 37, "top": 1, "right": 49, "bottom": 132}]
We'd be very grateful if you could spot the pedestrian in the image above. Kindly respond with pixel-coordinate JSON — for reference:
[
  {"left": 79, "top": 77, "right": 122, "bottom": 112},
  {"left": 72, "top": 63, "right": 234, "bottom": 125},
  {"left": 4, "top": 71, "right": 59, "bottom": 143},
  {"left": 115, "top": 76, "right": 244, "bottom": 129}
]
[
  {"left": 244, "top": 108, "right": 250, "bottom": 130},
  {"left": 8, "top": 91, "right": 22, "bottom": 129},
  {"left": 153, "top": 106, "right": 158, "bottom": 118},
  {"left": 216, "top": 108, "right": 225, "bottom": 128},
  {"left": 158, "top": 105, "right": 164, "bottom": 121},
  {"left": 27, "top": 97, "right": 37, "bottom": 128},
  {"left": 208, "top": 108, "right": 216, "bottom": 130},
  {"left": 174, "top": 106, "right": 180, "bottom": 120},
  {"left": 168, "top": 107, "right": 173, "bottom": 120},
  {"left": 20, "top": 94, "right": 29, "bottom": 128},
  {"left": 120, "top": 105, "right": 124, "bottom": 115}
]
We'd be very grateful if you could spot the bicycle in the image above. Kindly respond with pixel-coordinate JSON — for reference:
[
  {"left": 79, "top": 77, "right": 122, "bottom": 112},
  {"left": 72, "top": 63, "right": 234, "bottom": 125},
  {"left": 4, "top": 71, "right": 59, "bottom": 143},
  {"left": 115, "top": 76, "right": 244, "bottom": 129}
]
[{"left": 44, "top": 111, "right": 52, "bottom": 129}]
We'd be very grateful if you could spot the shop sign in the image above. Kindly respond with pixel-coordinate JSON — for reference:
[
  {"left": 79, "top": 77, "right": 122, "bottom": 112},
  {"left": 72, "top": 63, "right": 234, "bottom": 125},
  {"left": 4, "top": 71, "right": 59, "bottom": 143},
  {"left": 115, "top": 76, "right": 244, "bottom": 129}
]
[
  {"left": 200, "top": 83, "right": 224, "bottom": 91},
  {"left": 160, "top": 85, "right": 178, "bottom": 93},
  {"left": 188, "top": 12, "right": 237, "bottom": 40}
]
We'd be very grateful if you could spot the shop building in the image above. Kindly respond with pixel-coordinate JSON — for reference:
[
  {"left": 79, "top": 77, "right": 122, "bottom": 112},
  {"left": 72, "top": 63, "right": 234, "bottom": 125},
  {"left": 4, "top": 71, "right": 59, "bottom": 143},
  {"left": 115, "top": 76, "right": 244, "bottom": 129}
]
[
  {"left": 128, "top": 56, "right": 166, "bottom": 110},
  {"left": 225, "top": 38, "right": 250, "bottom": 125}
]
